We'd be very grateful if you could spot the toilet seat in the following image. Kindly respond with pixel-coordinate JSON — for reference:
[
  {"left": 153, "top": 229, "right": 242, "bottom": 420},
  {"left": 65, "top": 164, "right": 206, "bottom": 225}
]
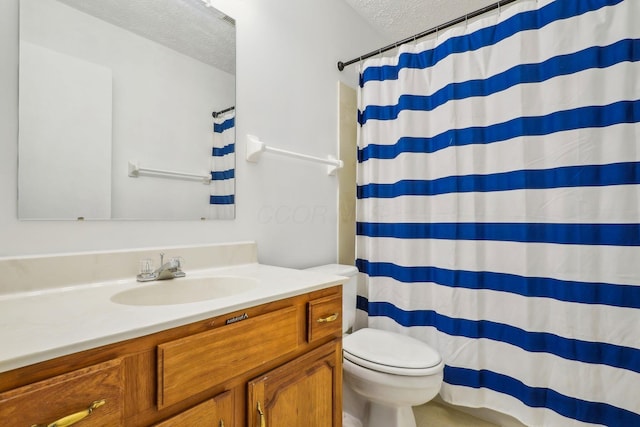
[{"left": 343, "top": 328, "right": 443, "bottom": 376}]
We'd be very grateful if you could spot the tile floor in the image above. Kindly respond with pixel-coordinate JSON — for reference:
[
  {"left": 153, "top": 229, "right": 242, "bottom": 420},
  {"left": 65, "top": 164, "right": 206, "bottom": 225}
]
[{"left": 413, "top": 401, "right": 498, "bottom": 427}]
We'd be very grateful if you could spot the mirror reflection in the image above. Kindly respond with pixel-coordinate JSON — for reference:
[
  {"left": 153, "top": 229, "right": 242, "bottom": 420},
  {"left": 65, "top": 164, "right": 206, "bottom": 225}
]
[{"left": 18, "top": 0, "right": 236, "bottom": 220}]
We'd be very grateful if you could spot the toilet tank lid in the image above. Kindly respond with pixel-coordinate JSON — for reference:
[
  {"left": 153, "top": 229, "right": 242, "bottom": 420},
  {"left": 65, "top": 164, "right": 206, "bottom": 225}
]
[{"left": 305, "top": 264, "right": 358, "bottom": 277}]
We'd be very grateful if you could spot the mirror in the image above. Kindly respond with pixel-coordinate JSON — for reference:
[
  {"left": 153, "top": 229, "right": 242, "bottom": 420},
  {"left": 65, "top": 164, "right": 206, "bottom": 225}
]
[{"left": 18, "top": 0, "right": 236, "bottom": 220}]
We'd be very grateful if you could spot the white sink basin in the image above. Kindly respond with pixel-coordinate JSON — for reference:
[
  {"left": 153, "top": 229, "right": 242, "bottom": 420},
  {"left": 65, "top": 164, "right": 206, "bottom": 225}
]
[{"left": 111, "top": 276, "right": 259, "bottom": 306}]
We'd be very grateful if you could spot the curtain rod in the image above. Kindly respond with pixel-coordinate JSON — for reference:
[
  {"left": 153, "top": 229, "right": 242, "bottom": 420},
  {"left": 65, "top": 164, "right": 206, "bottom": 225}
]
[
  {"left": 212, "top": 106, "right": 235, "bottom": 118},
  {"left": 337, "top": 0, "right": 519, "bottom": 71}
]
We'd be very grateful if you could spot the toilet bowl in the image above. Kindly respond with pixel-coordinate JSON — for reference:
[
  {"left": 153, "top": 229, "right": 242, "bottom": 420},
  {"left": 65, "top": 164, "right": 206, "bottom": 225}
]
[
  {"left": 343, "top": 327, "right": 444, "bottom": 427},
  {"left": 306, "top": 264, "right": 444, "bottom": 427}
]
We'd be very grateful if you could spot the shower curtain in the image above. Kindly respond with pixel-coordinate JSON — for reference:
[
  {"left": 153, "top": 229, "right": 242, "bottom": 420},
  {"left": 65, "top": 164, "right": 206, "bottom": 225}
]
[
  {"left": 356, "top": 0, "right": 640, "bottom": 425},
  {"left": 210, "top": 110, "right": 235, "bottom": 219}
]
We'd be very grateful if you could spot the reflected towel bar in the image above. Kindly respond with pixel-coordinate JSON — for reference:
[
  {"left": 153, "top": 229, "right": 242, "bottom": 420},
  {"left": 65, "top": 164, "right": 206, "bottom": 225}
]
[
  {"left": 246, "top": 134, "right": 343, "bottom": 175},
  {"left": 128, "top": 161, "right": 211, "bottom": 184}
]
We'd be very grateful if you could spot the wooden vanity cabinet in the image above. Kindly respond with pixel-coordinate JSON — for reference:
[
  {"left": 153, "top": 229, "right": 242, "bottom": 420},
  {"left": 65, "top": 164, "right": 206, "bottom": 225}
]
[{"left": 0, "top": 285, "right": 343, "bottom": 426}]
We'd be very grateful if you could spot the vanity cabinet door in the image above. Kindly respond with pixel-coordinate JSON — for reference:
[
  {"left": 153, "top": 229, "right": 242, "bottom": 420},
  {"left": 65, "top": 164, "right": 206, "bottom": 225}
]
[
  {"left": 153, "top": 390, "right": 234, "bottom": 427},
  {"left": 0, "top": 358, "right": 124, "bottom": 427},
  {"left": 247, "top": 340, "right": 342, "bottom": 427}
]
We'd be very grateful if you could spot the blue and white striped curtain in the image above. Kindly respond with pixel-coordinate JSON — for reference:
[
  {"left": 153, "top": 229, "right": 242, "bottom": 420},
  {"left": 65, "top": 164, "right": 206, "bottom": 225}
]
[
  {"left": 356, "top": 0, "right": 640, "bottom": 425},
  {"left": 210, "top": 111, "right": 235, "bottom": 219}
]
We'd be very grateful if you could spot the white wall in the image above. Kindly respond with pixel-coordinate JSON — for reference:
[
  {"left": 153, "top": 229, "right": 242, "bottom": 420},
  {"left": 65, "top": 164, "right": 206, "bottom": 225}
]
[{"left": 0, "top": 0, "right": 387, "bottom": 267}]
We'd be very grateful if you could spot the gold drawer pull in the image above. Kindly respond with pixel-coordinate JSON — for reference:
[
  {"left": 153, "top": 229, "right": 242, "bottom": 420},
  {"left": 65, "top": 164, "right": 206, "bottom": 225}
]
[
  {"left": 317, "top": 313, "right": 339, "bottom": 323},
  {"left": 32, "top": 399, "right": 106, "bottom": 427},
  {"left": 257, "top": 401, "right": 266, "bottom": 427}
]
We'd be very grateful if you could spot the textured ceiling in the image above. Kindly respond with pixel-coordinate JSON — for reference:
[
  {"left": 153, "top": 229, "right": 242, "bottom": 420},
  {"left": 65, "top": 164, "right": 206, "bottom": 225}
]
[
  {"left": 343, "top": 0, "right": 497, "bottom": 41},
  {"left": 56, "top": 0, "right": 235, "bottom": 74}
]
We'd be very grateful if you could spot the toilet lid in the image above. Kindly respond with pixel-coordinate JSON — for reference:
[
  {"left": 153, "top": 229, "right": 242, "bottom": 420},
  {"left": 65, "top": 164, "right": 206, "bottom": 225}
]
[{"left": 343, "top": 328, "right": 442, "bottom": 376}]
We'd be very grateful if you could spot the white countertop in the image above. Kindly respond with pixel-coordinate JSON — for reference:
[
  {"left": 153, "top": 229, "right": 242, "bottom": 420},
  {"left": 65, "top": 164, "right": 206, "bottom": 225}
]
[{"left": 0, "top": 263, "right": 345, "bottom": 373}]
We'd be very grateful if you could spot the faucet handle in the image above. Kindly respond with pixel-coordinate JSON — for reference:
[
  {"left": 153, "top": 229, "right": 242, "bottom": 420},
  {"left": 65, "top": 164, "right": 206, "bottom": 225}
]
[
  {"left": 139, "top": 259, "right": 154, "bottom": 275},
  {"left": 169, "top": 256, "right": 183, "bottom": 269},
  {"left": 170, "top": 256, "right": 186, "bottom": 278}
]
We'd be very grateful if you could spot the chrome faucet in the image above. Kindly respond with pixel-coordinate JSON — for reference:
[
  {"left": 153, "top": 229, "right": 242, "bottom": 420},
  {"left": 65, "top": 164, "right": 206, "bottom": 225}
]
[{"left": 137, "top": 253, "right": 186, "bottom": 282}]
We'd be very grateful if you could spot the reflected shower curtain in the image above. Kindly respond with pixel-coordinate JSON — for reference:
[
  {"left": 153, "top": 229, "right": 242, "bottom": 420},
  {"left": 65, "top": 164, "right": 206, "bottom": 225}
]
[
  {"left": 356, "top": 0, "right": 640, "bottom": 425},
  {"left": 210, "top": 111, "right": 235, "bottom": 219}
]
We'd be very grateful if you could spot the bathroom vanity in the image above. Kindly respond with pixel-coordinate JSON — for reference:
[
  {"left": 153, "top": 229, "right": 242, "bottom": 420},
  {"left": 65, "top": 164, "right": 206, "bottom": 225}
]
[{"left": 0, "top": 243, "right": 344, "bottom": 426}]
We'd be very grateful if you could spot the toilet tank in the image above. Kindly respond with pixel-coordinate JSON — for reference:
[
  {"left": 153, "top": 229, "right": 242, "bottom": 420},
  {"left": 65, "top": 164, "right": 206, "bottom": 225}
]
[{"left": 305, "top": 264, "right": 359, "bottom": 333}]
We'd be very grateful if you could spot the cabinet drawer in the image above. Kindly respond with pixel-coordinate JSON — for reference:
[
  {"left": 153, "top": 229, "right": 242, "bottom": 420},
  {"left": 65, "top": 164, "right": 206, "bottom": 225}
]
[
  {"left": 308, "top": 294, "right": 342, "bottom": 343},
  {"left": 153, "top": 390, "right": 234, "bottom": 427},
  {"left": 0, "top": 358, "right": 124, "bottom": 427},
  {"left": 158, "top": 306, "right": 299, "bottom": 408}
]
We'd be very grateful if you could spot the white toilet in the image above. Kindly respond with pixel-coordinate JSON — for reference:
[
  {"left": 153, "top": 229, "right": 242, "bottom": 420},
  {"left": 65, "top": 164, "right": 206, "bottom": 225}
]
[{"left": 306, "top": 264, "right": 444, "bottom": 427}]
